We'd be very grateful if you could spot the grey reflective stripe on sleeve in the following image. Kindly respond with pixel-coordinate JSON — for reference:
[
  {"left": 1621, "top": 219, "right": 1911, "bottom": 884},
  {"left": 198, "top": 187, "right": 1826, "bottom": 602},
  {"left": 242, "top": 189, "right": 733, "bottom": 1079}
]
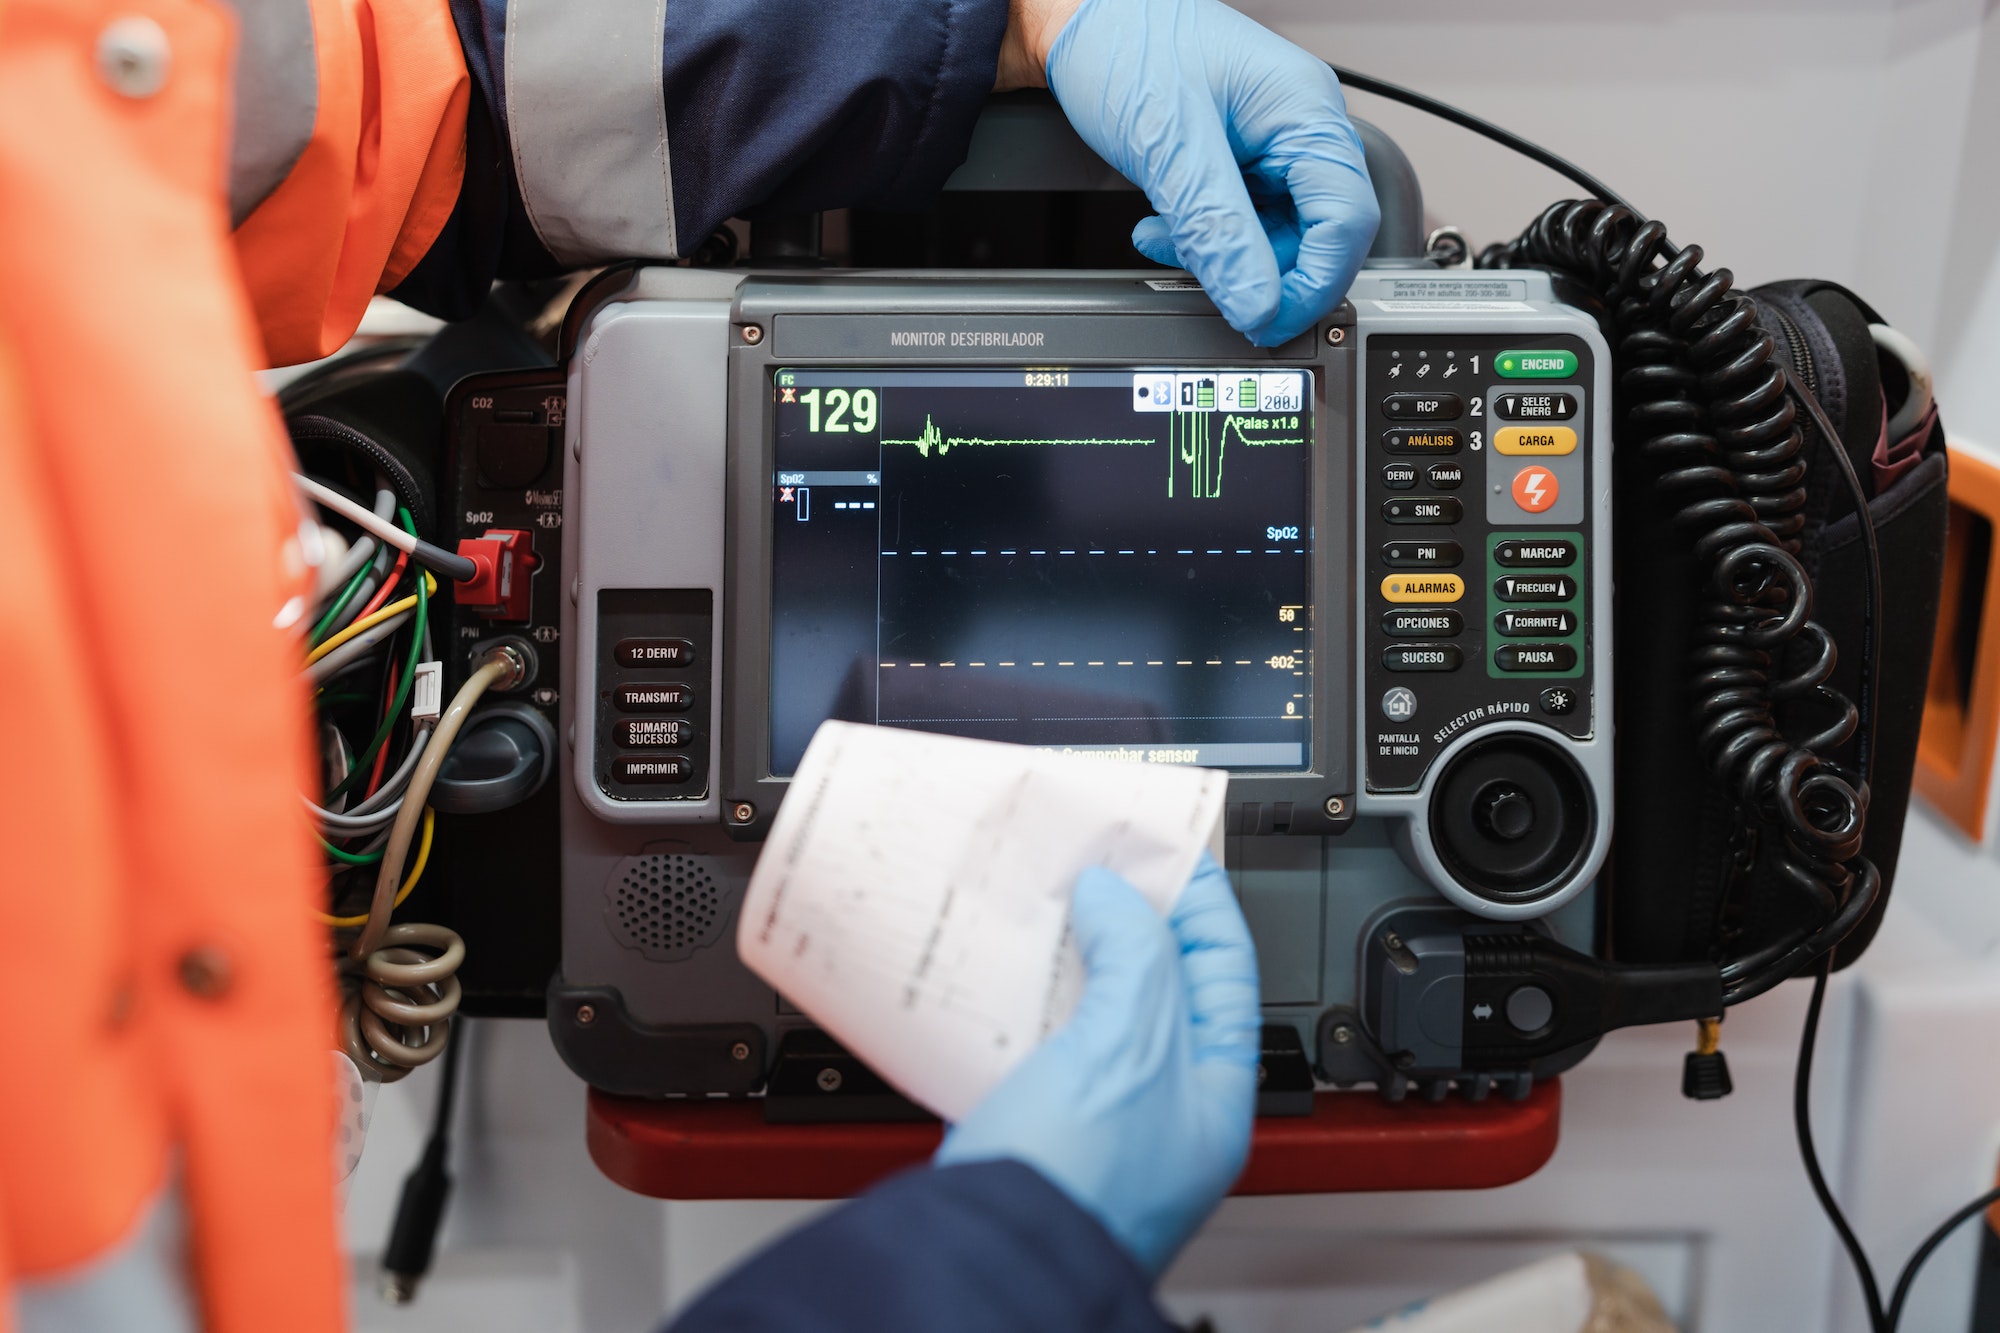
[
  {"left": 503, "top": 0, "right": 677, "bottom": 265},
  {"left": 222, "top": 0, "right": 319, "bottom": 227}
]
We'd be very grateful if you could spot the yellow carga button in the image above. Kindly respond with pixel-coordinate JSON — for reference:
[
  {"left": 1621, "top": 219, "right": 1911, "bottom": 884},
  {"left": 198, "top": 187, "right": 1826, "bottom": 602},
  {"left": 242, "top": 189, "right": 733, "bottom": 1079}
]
[
  {"left": 1494, "top": 425, "right": 1578, "bottom": 456},
  {"left": 1381, "top": 573, "right": 1465, "bottom": 603}
]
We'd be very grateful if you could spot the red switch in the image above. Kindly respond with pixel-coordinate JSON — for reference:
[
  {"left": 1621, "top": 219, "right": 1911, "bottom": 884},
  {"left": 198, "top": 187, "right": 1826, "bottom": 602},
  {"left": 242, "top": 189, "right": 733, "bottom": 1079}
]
[{"left": 454, "top": 529, "right": 538, "bottom": 620}]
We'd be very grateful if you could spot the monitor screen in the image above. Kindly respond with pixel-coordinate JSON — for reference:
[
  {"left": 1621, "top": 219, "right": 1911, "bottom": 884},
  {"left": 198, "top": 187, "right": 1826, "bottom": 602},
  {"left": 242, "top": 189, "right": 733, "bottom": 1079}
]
[{"left": 767, "top": 367, "right": 1314, "bottom": 776}]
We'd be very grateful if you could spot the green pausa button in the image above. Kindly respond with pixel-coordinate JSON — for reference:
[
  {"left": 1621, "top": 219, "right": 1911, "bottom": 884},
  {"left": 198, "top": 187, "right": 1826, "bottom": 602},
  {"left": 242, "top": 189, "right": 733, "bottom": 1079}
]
[{"left": 1495, "top": 349, "right": 1578, "bottom": 379}]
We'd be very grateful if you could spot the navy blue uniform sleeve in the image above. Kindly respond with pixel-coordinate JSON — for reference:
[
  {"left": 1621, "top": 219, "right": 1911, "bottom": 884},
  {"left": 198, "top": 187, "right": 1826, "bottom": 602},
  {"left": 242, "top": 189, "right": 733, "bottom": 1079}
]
[
  {"left": 393, "top": 0, "right": 1008, "bottom": 318},
  {"left": 664, "top": 1162, "right": 1173, "bottom": 1333}
]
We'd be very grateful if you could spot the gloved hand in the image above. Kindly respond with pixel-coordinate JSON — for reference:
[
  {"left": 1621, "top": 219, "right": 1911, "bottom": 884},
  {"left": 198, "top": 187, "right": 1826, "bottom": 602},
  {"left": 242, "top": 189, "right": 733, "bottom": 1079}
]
[
  {"left": 1038, "top": 0, "right": 1379, "bottom": 347},
  {"left": 935, "top": 852, "right": 1261, "bottom": 1276}
]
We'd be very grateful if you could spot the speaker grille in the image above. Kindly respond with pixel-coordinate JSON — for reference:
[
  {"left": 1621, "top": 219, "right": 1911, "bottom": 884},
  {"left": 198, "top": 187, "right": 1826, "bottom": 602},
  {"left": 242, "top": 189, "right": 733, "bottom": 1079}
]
[{"left": 605, "top": 854, "right": 728, "bottom": 961}]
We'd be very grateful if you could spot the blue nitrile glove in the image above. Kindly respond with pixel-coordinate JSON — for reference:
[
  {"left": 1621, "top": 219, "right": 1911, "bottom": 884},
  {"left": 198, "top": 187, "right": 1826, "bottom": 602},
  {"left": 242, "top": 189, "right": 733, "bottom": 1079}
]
[
  {"left": 1043, "top": 0, "right": 1379, "bottom": 347},
  {"left": 935, "top": 852, "right": 1261, "bottom": 1276}
]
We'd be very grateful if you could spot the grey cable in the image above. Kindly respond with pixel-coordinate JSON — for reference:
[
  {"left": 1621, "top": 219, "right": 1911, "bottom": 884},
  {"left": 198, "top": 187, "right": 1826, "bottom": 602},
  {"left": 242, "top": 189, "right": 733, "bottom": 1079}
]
[
  {"left": 350, "top": 732, "right": 427, "bottom": 813},
  {"left": 319, "top": 490, "right": 393, "bottom": 594},
  {"left": 338, "top": 656, "right": 514, "bottom": 1082},
  {"left": 307, "top": 732, "right": 429, "bottom": 832},
  {"left": 327, "top": 517, "right": 401, "bottom": 635},
  {"left": 305, "top": 610, "right": 412, "bottom": 685},
  {"left": 351, "top": 657, "right": 511, "bottom": 960},
  {"left": 314, "top": 800, "right": 402, "bottom": 834},
  {"left": 331, "top": 574, "right": 380, "bottom": 629}
]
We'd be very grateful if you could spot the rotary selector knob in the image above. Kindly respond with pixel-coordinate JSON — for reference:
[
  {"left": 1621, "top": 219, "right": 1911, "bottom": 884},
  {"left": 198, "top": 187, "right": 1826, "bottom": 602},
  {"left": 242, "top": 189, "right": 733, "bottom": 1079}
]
[{"left": 1474, "top": 783, "right": 1536, "bottom": 842}]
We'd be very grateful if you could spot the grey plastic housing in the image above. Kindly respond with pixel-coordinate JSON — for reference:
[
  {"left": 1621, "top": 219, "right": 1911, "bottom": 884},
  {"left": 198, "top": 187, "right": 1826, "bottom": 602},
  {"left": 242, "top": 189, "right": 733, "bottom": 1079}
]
[
  {"left": 562, "top": 266, "right": 1612, "bottom": 894},
  {"left": 550, "top": 264, "right": 1613, "bottom": 1097},
  {"left": 1345, "top": 270, "right": 1616, "bottom": 921}
]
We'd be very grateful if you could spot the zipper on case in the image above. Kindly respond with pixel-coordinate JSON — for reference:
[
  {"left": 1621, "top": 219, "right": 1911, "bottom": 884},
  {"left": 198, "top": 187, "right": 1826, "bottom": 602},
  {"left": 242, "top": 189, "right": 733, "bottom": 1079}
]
[{"left": 1769, "top": 302, "right": 1819, "bottom": 399}]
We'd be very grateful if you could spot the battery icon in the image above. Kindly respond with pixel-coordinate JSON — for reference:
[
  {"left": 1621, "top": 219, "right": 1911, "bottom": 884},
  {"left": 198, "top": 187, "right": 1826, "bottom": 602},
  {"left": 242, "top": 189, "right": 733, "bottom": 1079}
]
[
  {"left": 1196, "top": 377, "right": 1215, "bottom": 410},
  {"left": 1237, "top": 377, "right": 1257, "bottom": 408}
]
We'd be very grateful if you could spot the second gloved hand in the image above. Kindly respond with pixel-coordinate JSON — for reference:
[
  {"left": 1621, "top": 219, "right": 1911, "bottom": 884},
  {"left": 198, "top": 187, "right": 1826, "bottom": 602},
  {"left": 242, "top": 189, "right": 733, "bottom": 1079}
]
[
  {"left": 935, "top": 852, "right": 1261, "bottom": 1276},
  {"left": 1041, "top": 0, "right": 1379, "bottom": 347}
]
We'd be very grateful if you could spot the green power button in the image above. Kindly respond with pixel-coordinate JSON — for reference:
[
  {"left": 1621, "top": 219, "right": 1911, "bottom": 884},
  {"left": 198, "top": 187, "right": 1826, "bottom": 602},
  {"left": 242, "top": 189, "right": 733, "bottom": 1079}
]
[{"left": 1495, "top": 349, "right": 1578, "bottom": 379}]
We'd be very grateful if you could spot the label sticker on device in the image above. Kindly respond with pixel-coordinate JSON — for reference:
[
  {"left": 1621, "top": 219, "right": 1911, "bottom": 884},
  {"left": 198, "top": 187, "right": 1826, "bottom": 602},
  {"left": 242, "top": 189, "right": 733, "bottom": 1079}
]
[{"left": 1371, "top": 300, "right": 1535, "bottom": 312}]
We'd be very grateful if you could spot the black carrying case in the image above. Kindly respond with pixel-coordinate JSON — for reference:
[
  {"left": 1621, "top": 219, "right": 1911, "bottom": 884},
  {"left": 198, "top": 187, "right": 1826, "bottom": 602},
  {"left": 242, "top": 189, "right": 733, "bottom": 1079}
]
[{"left": 1609, "top": 280, "right": 1950, "bottom": 970}]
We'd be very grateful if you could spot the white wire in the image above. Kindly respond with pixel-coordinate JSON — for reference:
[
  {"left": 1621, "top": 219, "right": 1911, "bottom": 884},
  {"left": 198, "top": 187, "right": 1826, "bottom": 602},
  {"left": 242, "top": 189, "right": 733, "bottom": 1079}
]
[
  {"left": 319, "top": 533, "right": 378, "bottom": 603},
  {"left": 296, "top": 475, "right": 418, "bottom": 556}
]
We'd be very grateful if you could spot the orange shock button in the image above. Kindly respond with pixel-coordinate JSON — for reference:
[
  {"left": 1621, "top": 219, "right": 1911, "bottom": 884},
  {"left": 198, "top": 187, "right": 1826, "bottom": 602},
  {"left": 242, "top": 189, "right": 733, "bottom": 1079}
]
[{"left": 1511, "top": 465, "right": 1560, "bottom": 513}]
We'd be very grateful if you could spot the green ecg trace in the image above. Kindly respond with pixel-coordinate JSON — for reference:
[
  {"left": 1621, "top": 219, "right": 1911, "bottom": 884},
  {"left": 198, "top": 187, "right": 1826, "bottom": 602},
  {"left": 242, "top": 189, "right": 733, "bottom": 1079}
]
[
  {"left": 879, "top": 412, "right": 1304, "bottom": 498},
  {"left": 881, "top": 414, "right": 1152, "bottom": 458},
  {"left": 1170, "top": 413, "right": 1305, "bottom": 499}
]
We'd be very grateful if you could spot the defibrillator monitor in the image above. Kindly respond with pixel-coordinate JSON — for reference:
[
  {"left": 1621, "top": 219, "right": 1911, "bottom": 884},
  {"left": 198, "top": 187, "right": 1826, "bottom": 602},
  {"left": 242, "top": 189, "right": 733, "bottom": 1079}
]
[
  {"left": 764, "top": 366, "right": 1316, "bottom": 776},
  {"left": 547, "top": 268, "right": 1613, "bottom": 929},
  {"left": 380, "top": 89, "right": 1943, "bottom": 1140}
]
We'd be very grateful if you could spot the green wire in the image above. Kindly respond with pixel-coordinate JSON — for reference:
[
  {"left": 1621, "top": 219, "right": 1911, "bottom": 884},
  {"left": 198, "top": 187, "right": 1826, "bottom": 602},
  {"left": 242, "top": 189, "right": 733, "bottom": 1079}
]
[
  {"left": 325, "top": 509, "right": 427, "bottom": 804},
  {"left": 310, "top": 547, "right": 378, "bottom": 645},
  {"left": 319, "top": 837, "right": 385, "bottom": 866},
  {"left": 316, "top": 692, "right": 372, "bottom": 708}
]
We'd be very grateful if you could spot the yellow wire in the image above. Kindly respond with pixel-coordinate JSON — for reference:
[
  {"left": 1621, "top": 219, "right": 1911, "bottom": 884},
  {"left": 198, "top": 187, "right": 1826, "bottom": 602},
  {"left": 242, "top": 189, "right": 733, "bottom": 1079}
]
[
  {"left": 318, "top": 807, "right": 434, "bottom": 928},
  {"left": 305, "top": 572, "right": 438, "bottom": 666}
]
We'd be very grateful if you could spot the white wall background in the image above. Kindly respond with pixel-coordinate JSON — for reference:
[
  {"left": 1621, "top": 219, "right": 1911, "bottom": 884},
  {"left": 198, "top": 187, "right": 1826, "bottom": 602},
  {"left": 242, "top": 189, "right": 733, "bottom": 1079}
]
[{"left": 341, "top": 5, "right": 2000, "bottom": 1330}]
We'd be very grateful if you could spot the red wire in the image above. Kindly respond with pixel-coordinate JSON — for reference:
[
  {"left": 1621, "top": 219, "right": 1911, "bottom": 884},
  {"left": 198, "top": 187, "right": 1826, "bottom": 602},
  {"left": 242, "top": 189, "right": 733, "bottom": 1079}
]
[
  {"left": 351, "top": 547, "right": 411, "bottom": 623},
  {"left": 365, "top": 661, "right": 399, "bottom": 797}
]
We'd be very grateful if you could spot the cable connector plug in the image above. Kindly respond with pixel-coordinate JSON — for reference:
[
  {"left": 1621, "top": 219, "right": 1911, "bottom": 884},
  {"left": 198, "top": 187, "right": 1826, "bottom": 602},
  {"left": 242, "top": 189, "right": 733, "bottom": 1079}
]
[
  {"left": 470, "top": 638, "right": 534, "bottom": 693},
  {"left": 378, "top": 1017, "right": 465, "bottom": 1305},
  {"left": 1364, "top": 919, "right": 1729, "bottom": 1080},
  {"left": 453, "top": 529, "right": 537, "bottom": 620},
  {"left": 379, "top": 1122, "right": 452, "bottom": 1305},
  {"left": 410, "top": 662, "right": 443, "bottom": 724},
  {"left": 1682, "top": 1017, "right": 1733, "bottom": 1100},
  {"left": 1457, "top": 934, "right": 1725, "bottom": 1070}
]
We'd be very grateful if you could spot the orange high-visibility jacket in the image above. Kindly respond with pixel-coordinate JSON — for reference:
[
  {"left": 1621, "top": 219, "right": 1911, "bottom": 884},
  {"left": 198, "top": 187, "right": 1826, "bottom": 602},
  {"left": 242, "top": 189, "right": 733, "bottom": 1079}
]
[
  {"left": 0, "top": 0, "right": 1005, "bottom": 1324},
  {"left": 0, "top": 1, "right": 467, "bottom": 1328}
]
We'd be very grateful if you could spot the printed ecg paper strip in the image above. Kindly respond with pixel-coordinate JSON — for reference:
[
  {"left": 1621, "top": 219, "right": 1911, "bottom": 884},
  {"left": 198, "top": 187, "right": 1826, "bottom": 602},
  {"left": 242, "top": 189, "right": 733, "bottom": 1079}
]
[{"left": 737, "top": 721, "right": 1226, "bottom": 1121}]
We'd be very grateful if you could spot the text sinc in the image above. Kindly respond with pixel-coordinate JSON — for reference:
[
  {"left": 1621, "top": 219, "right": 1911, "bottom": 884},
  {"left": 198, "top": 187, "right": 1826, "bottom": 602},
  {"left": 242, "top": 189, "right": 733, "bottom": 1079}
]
[{"left": 1133, "top": 372, "right": 1304, "bottom": 414}]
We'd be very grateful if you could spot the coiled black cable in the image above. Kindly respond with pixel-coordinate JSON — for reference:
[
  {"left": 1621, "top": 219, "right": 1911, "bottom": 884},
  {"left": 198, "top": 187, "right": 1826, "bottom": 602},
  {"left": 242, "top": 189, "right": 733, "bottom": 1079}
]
[{"left": 1476, "top": 200, "right": 1879, "bottom": 1005}]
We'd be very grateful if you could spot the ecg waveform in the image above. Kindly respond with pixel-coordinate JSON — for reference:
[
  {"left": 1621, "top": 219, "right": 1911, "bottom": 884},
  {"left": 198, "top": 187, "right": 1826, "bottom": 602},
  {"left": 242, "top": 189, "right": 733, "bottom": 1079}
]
[
  {"left": 882, "top": 414, "right": 1153, "bottom": 458},
  {"left": 1171, "top": 414, "right": 1306, "bottom": 499},
  {"left": 881, "top": 412, "right": 1306, "bottom": 499}
]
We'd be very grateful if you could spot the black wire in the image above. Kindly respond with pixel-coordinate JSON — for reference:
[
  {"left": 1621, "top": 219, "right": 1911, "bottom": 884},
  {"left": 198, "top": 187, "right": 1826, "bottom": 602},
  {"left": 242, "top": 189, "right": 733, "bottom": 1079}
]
[
  {"left": 1783, "top": 370, "right": 1881, "bottom": 778},
  {"left": 1764, "top": 319, "right": 1890, "bottom": 1333},
  {"left": 379, "top": 1017, "right": 466, "bottom": 1299},
  {"left": 1888, "top": 1185, "right": 2000, "bottom": 1330},
  {"left": 1795, "top": 961, "right": 1888, "bottom": 1332},
  {"left": 1709, "top": 369, "right": 1888, "bottom": 1007},
  {"left": 1802, "top": 962, "right": 2000, "bottom": 1333},
  {"left": 1329, "top": 65, "right": 1641, "bottom": 219},
  {"left": 430, "top": 1014, "right": 465, "bottom": 1142}
]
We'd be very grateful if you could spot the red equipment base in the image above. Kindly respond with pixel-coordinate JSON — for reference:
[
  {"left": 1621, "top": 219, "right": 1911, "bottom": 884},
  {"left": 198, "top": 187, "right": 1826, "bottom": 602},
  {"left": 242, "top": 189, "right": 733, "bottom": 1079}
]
[{"left": 587, "top": 1080, "right": 1561, "bottom": 1199}]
